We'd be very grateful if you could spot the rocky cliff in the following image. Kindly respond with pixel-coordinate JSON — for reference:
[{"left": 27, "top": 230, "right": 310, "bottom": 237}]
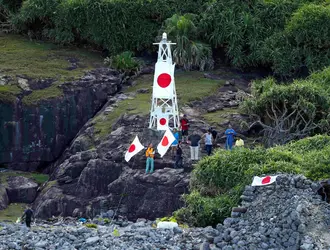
[
  {"left": 32, "top": 67, "right": 258, "bottom": 221},
  {"left": 0, "top": 68, "right": 122, "bottom": 171},
  {"left": 33, "top": 109, "right": 192, "bottom": 221}
]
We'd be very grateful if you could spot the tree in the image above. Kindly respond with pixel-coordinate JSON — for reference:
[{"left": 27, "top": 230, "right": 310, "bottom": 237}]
[
  {"left": 163, "top": 14, "right": 213, "bottom": 71},
  {"left": 242, "top": 76, "right": 330, "bottom": 147}
]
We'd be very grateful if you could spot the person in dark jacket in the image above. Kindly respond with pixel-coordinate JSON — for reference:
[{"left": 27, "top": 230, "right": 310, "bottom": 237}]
[
  {"left": 188, "top": 131, "right": 201, "bottom": 161},
  {"left": 174, "top": 141, "right": 183, "bottom": 169},
  {"left": 21, "top": 207, "right": 34, "bottom": 228},
  {"left": 210, "top": 127, "right": 218, "bottom": 145}
]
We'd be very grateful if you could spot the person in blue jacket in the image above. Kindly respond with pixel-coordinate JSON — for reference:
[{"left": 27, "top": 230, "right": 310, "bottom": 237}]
[
  {"left": 171, "top": 128, "right": 180, "bottom": 157},
  {"left": 225, "top": 124, "right": 236, "bottom": 150}
]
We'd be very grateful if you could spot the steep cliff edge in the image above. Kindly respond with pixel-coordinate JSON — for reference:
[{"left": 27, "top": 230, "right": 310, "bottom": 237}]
[
  {"left": 0, "top": 68, "right": 122, "bottom": 171},
  {"left": 0, "top": 35, "right": 123, "bottom": 171}
]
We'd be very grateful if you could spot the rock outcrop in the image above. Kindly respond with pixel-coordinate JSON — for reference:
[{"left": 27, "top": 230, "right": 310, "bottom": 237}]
[
  {"left": 213, "top": 174, "right": 330, "bottom": 249},
  {"left": 6, "top": 176, "right": 38, "bottom": 203},
  {"left": 0, "top": 68, "right": 122, "bottom": 171},
  {"left": 33, "top": 102, "right": 191, "bottom": 220}
]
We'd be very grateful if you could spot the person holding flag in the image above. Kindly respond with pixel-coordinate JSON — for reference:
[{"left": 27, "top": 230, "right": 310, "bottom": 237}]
[{"left": 145, "top": 143, "right": 155, "bottom": 174}]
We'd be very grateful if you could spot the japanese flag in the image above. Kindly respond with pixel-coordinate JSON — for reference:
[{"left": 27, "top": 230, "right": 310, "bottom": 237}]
[
  {"left": 125, "top": 136, "right": 144, "bottom": 162},
  {"left": 157, "top": 128, "right": 176, "bottom": 157},
  {"left": 153, "top": 62, "right": 175, "bottom": 99},
  {"left": 157, "top": 114, "right": 169, "bottom": 130},
  {"left": 251, "top": 175, "right": 278, "bottom": 186}
]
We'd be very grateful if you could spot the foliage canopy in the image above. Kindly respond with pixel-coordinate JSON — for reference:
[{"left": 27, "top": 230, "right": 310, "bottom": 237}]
[
  {"left": 242, "top": 67, "right": 330, "bottom": 146},
  {"left": 4, "top": 0, "right": 329, "bottom": 75}
]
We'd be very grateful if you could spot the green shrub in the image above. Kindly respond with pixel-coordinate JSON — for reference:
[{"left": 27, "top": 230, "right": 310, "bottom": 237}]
[
  {"left": 175, "top": 191, "right": 238, "bottom": 227},
  {"left": 262, "top": 3, "right": 330, "bottom": 76},
  {"left": 199, "top": 0, "right": 329, "bottom": 75},
  {"left": 191, "top": 148, "right": 266, "bottom": 194},
  {"left": 104, "top": 51, "right": 141, "bottom": 74},
  {"left": 9, "top": 0, "right": 330, "bottom": 75},
  {"left": 112, "top": 228, "right": 120, "bottom": 237},
  {"left": 178, "top": 135, "right": 330, "bottom": 227},
  {"left": 0, "top": 0, "right": 22, "bottom": 13},
  {"left": 85, "top": 223, "right": 97, "bottom": 229},
  {"left": 284, "top": 134, "right": 330, "bottom": 153},
  {"left": 309, "top": 66, "right": 330, "bottom": 89},
  {"left": 241, "top": 75, "right": 330, "bottom": 146},
  {"left": 11, "top": 0, "right": 208, "bottom": 54}
]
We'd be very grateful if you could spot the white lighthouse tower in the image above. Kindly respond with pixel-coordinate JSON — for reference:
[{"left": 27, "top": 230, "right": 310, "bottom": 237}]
[{"left": 149, "top": 33, "right": 180, "bottom": 130}]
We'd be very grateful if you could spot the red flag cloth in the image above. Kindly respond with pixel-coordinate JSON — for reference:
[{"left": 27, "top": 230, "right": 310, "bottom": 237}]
[{"left": 251, "top": 175, "right": 278, "bottom": 186}]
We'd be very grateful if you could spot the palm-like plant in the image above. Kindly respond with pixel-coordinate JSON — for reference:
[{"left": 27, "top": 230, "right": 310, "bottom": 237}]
[{"left": 163, "top": 14, "right": 213, "bottom": 71}]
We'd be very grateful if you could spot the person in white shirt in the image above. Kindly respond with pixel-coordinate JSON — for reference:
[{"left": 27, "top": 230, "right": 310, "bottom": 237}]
[{"left": 204, "top": 129, "right": 213, "bottom": 156}]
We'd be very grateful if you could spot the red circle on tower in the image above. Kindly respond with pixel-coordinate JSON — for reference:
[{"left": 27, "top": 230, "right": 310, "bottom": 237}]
[
  {"left": 157, "top": 73, "right": 172, "bottom": 88},
  {"left": 159, "top": 118, "right": 167, "bottom": 126},
  {"left": 128, "top": 144, "right": 136, "bottom": 153}
]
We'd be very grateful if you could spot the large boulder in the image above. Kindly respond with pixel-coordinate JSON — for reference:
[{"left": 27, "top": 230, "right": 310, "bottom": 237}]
[
  {"left": 33, "top": 185, "right": 83, "bottom": 219},
  {"left": 0, "top": 185, "right": 9, "bottom": 210},
  {"left": 34, "top": 167, "right": 190, "bottom": 220},
  {"left": 106, "top": 167, "right": 190, "bottom": 220},
  {"left": 6, "top": 176, "right": 38, "bottom": 203}
]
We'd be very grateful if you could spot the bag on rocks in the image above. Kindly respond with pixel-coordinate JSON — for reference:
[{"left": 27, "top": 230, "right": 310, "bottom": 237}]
[{"left": 157, "top": 221, "right": 178, "bottom": 229}]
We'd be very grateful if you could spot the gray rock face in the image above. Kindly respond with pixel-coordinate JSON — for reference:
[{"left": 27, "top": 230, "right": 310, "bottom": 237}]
[
  {"left": 0, "top": 68, "right": 122, "bottom": 171},
  {"left": 33, "top": 92, "right": 192, "bottom": 221},
  {"left": 106, "top": 167, "right": 189, "bottom": 221},
  {"left": 6, "top": 176, "right": 38, "bottom": 203},
  {"left": 0, "top": 184, "right": 9, "bottom": 209},
  {"left": 212, "top": 174, "right": 330, "bottom": 250}
]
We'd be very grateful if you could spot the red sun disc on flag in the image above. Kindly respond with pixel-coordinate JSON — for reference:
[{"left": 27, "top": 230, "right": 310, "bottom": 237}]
[
  {"left": 159, "top": 118, "right": 167, "bottom": 126},
  {"left": 161, "top": 136, "right": 169, "bottom": 146},
  {"left": 157, "top": 73, "right": 171, "bottom": 88},
  {"left": 261, "top": 176, "right": 271, "bottom": 184},
  {"left": 128, "top": 144, "right": 136, "bottom": 153}
]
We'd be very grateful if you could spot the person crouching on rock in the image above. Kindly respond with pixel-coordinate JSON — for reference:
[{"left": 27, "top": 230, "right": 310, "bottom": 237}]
[
  {"left": 174, "top": 141, "right": 183, "bottom": 169},
  {"left": 145, "top": 143, "right": 155, "bottom": 174},
  {"left": 21, "top": 207, "right": 34, "bottom": 228}
]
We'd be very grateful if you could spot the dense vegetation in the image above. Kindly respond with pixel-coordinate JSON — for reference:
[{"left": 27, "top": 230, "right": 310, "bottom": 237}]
[
  {"left": 2, "top": 0, "right": 329, "bottom": 76},
  {"left": 175, "top": 135, "right": 330, "bottom": 227},
  {"left": 242, "top": 67, "right": 330, "bottom": 146}
]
